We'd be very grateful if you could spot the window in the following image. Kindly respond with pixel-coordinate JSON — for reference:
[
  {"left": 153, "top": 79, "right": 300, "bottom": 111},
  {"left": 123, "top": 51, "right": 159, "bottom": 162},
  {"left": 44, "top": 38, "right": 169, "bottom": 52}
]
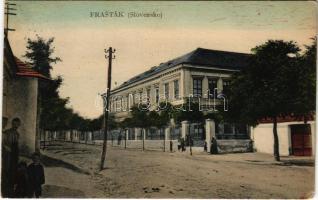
[
  {"left": 174, "top": 80, "right": 179, "bottom": 99},
  {"left": 164, "top": 83, "right": 169, "bottom": 100},
  {"left": 208, "top": 79, "right": 217, "bottom": 98},
  {"left": 223, "top": 80, "right": 230, "bottom": 95},
  {"left": 121, "top": 97, "right": 124, "bottom": 110},
  {"left": 130, "top": 93, "right": 135, "bottom": 105},
  {"left": 117, "top": 99, "right": 121, "bottom": 111},
  {"left": 139, "top": 91, "right": 143, "bottom": 103},
  {"left": 193, "top": 78, "right": 202, "bottom": 97},
  {"left": 155, "top": 87, "right": 159, "bottom": 104},
  {"left": 146, "top": 88, "right": 151, "bottom": 103}
]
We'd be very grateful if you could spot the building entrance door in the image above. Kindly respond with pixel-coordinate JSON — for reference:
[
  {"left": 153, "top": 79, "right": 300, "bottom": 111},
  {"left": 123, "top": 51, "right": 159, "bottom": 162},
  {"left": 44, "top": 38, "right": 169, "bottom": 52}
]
[{"left": 291, "top": 124, "right": 312, "bottom": 156}]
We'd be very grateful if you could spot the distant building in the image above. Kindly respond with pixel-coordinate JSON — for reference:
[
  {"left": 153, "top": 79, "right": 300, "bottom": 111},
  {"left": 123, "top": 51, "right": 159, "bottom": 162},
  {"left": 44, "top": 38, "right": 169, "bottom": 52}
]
[{"left": 3, "top": 36, "right": 49, "bottom": 154}]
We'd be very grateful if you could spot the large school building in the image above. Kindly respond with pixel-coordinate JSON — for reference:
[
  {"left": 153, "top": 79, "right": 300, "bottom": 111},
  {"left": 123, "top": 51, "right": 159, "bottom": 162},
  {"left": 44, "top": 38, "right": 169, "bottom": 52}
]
[{"left": 108, "top": 48, "right": 315, "bottom": 156}]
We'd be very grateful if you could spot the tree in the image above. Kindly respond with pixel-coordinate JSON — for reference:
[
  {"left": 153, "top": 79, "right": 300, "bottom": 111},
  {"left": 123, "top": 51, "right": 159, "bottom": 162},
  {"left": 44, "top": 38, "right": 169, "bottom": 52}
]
[
  {"left": 292, "top": 38, "right": 316, "bottom": 123},
  {"left": 129, "top": 105, "right": 151, "bottom": 151},
  {"left": 24, "top": 36, "right": 61, "bottom": 78},
  {"left": 118, "top": 117, "right": 133, "bottom": 148},
  {"left": 24, "top": 36, "right": 62, "bottom": 150},
  {"left": 173, "top": 101, "right": 204, "bottom": 125},
  {"left": 227, "top": 39, "right": 316, "bottom": 161}
]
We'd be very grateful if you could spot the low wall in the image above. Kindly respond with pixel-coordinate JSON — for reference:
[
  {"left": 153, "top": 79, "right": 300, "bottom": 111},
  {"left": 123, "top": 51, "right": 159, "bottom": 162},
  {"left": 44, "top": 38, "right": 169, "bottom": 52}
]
[
  {"left": 94, "top": 140, "right": 179, "bottom": 152},
  {"left": 217, "top": 139, "right": 253, "bottom": 153},
  {"left": 42, "top": 132, "right": 253, "bottom": 154}
]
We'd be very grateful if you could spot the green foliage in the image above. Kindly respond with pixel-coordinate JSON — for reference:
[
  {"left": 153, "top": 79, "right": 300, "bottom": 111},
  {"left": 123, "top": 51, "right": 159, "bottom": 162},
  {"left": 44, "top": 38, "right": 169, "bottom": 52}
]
[
  {"left": 204, "top": 112, "right": 223, "bottom": 124},
  {"left": 24, "top": 35, "right": 61, "bottom": 78},
  {"left": 172, "top": 101, "right": 204, "bottom": 124},
  {"left": 24, "top": 35, "right": 98, "bottom": 132},
  {"left": 292, "top": 38, "right": 316, "bottom": 122},
  {"left": 226, "top": 40, "right": 309, "bottom": 126},
  {"left": 226, "top": 39, "right": 316, "bottom": 161}
]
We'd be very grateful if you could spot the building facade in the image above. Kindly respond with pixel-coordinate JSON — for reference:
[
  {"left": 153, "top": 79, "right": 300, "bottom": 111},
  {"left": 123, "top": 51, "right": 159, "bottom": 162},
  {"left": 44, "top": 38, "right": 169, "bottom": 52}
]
[
  {"left": 107, "top": 47, "right": 315, "bottom": 156},
  {"left": 109, "top": 48, "right": 252, "bottom": 152}
]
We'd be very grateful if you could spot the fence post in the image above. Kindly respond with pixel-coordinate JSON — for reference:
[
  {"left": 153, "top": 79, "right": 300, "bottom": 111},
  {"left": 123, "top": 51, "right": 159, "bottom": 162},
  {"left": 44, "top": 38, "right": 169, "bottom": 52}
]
[
  {"left": 205, "top": 119, "right": 215, "bottom": 153},
  {"left": 164, "top": 127, "right": 170, "bottom": 152},
  {"left": 125, "top": 129, "right": 127, "bottom": 149}
]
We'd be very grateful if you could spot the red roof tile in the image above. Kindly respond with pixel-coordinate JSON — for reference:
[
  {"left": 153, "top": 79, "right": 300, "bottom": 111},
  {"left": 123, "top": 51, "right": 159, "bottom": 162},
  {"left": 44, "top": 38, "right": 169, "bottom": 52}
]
[{"left": 15, "top": 57, "right": 50, "bottom": 80}]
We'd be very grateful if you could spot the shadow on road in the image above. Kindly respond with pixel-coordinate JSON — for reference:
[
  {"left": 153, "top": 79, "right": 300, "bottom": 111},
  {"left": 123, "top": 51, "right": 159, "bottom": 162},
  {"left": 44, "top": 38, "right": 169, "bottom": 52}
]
[
  {"left": 276, "top": 159, "right": 314, "bottom": 167},
  {"left": 41, "top": 154, "right": 90, "bottom": 175},
  {"left": 42, "top": 184, "right": 86, "bottom": 198}
]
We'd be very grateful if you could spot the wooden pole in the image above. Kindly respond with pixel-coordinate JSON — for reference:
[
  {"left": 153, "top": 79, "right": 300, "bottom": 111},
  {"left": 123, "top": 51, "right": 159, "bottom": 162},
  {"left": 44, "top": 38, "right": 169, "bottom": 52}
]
[{"left": 100, "top": 47, "right": 115, "bottom": 170}]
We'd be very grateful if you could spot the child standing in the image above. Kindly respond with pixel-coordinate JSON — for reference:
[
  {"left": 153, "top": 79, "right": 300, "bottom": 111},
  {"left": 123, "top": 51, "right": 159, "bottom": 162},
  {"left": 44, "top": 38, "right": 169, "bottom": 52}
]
[
  {"left": 27, "top": 152, "right": 45, "bottom": 198},
  {"left": 13, "top": 161, "right": 29, "bottom": 198}
]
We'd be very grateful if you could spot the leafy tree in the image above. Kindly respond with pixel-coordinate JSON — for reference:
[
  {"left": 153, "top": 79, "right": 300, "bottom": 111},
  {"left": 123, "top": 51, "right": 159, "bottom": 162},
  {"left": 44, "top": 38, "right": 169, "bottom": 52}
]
[
  {"left": 88, "top": 115, "right": 103, "bottom": 132},
  {"left": 227, "top": 39, "right": 315, "bottom": 161},
  {"left": 24, "top": 36, "right": 64, "bottom": 149},
  {"left": 172, "top": 101, "right": 204, "bottom": 125},
  {"left": 128, "top": 105, "right": 152, "bottom": 150},
  {"left": 292, "top": 38, "right": 316, "bottom": 122},
  {"left": 24, "top": 35, "right": 61, "bottom": 78},
  {"left": 24, "top": 36, "right": 102, "bottom": 144}
]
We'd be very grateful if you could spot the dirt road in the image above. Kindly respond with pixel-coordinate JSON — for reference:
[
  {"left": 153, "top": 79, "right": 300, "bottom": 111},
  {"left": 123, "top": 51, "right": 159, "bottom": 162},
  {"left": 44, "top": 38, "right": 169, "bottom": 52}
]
[{"left": 40, "top": 142, "right": 314, "bottom": 198}]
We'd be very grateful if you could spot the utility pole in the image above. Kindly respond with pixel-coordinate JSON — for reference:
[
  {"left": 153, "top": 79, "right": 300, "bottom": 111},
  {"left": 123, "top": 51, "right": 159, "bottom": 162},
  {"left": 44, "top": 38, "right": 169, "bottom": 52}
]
[
  {"left": 100, "top": 47, "right": 116, "bottom": 170},
  {"left": 4, "top": 2, "right": 16, "bottom": 37}
]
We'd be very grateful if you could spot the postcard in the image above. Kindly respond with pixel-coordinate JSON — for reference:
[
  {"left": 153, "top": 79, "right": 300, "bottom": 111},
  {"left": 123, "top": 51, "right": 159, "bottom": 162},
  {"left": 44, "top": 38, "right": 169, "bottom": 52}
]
[{"left": 2, "top": 1, "right": 316, "bottom": 198}]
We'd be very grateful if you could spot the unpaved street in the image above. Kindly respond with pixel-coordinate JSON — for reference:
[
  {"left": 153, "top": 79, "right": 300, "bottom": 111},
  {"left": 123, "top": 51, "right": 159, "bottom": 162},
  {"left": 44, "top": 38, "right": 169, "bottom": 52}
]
[{"left": 40, "top": 142, "right": 314, "bottom": 198}]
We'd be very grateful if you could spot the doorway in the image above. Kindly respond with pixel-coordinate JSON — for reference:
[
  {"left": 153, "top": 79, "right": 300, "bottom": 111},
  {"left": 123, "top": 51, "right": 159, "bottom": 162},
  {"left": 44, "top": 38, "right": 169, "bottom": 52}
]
[{"left": 290, "top": 124, "right": 312, "bottom": 156}]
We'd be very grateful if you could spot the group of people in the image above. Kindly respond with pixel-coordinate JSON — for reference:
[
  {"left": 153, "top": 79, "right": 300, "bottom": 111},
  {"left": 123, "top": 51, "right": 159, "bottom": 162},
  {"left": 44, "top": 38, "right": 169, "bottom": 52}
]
[
  {"left": 2, "top": 117, "right": 45, "bottom": 198},
  {"left": 177, "top": 135, "right": 218, "bottom": 154},
  {"left": 177, "top": 135, "right": 194, "bottom": 152},
  {"left": 204, "top": 137, "right": 218, "bottom": 154},
  {"left": 177, "top": 137, "right": 186, "bottom": 152}
]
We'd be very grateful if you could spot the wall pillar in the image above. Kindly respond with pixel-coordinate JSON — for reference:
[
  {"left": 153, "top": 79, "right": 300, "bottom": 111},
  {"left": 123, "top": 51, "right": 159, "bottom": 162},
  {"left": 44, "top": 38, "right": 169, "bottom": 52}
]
[
  {"left": 143, "top": 129, "right": 146, "bottom": 140},
  {"left": 202, "top": 76, "right": 209, "bottom": 98},
  {"left": 66, "top": 131, "right": 71, "bottom": 141},
  {"left": 165, "top": 127, "right": 171, "bottom": 141},
  {"left": 126, "top": 129, "right": 129, "bottom": 140},
  {"left": 182, "top": 68, "right": 192, "bottom": 97},
  {"left": 217, "top": 77, "right": 223, "bottom": 94},
  {"left": 45, "top": 131, "right": 50, "bottom": 141},
  {"left": 181, "top": 120, "right": 189, "bottom": 139},
  {"left": 310, "top": 123, "right": 316, "bottom": 156},
  {"left": 135, "top": 128, "right": 139, "bottom": 140},
  {"left": 88, "top": 132, "right": 92, "bottom": 141},
  {"left": 205, "top": 119, "right": 216, "bottom": 151}
]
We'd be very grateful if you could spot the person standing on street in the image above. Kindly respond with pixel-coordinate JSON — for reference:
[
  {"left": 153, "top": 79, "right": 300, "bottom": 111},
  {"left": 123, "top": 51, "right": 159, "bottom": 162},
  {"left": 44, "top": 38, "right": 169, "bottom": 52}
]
[
  {"left": 2, "top": 118, "right": 21, "bottom": 197},
  {"left": 27, "top": 152, "right": 45, "bottom": 198}
]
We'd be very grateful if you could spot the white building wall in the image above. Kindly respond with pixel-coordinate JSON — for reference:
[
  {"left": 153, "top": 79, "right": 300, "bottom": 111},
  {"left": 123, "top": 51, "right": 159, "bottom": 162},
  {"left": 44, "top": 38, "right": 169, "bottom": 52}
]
[
  {"left": 251, "top": 121, "right": 315, "bottom": 156},
  {"left": 6, "top": 77, "right": 38, "bottom": 155}
]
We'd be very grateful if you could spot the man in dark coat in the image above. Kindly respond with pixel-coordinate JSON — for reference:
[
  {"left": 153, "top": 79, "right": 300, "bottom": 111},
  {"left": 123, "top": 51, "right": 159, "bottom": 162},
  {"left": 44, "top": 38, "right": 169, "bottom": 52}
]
[
  {"left": 27, "top": 153, "right": 45, "bottom": 198},
  {"left": 2, "top": 118, "right": 21, "bottom": 197},
  {"left": 210, "top": 137, "right": 218, "bottom": 154}
]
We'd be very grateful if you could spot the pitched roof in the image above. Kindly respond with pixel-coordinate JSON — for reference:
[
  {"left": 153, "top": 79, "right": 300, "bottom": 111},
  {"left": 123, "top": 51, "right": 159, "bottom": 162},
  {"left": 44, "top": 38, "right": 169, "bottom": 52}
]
[
  {"left": 4, "top": 36, "right": 18, "bottom": 76},
  {"left": 15, "top": 57, "right": 50, "bottom": 80},
  {"left": 4, "top": 36, "right": 50, "bottom": 80},
  {"left": 114, "top": 48, "right": 251, "bottom": 91}
]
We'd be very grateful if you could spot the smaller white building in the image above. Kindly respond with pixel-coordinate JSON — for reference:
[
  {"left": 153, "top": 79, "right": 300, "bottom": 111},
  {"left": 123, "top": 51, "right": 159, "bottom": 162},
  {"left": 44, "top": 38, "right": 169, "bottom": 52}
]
[
  {"left": 251, "top": 117, "right": 315, "bottom": 156},
  {"left": 3, "top": 37, "right": 49, "bottom": 154}
]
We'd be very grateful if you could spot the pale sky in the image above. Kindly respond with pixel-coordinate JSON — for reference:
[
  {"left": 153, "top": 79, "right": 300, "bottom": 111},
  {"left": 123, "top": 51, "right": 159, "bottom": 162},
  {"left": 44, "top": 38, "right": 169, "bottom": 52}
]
[{"left": 8, "top": 1, "right": 317, "bottom": 118}]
